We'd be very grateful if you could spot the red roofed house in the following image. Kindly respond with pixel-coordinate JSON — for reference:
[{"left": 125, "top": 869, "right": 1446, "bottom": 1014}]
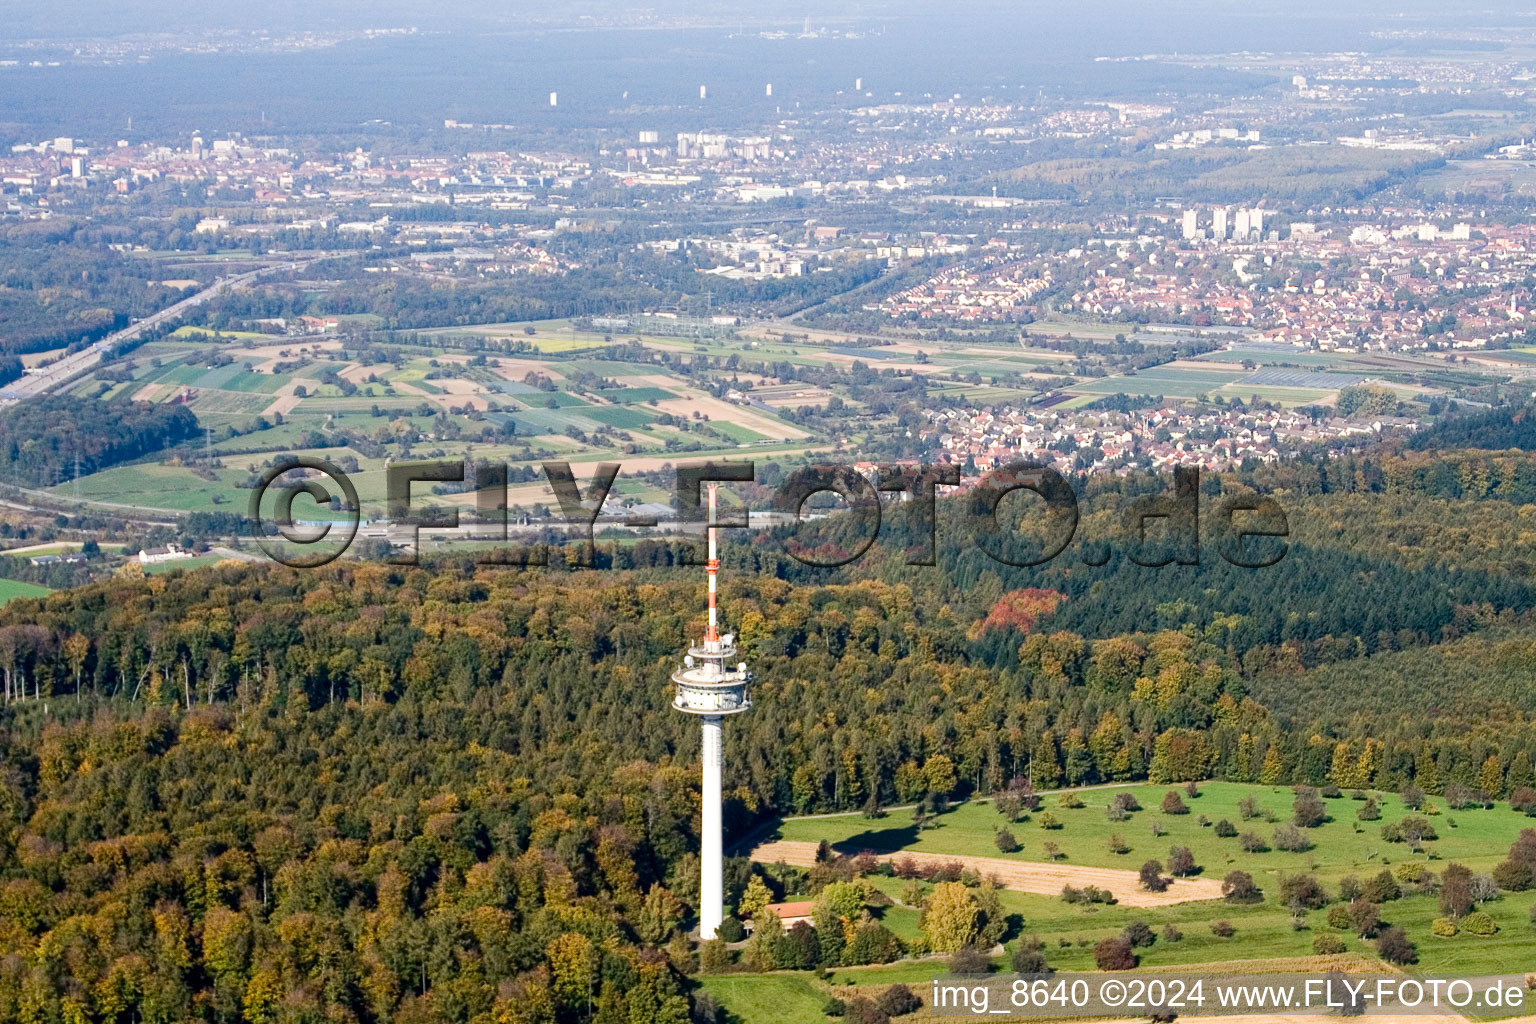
[{"left": 758, "top": 901, "right": 815, "bottom": 929}]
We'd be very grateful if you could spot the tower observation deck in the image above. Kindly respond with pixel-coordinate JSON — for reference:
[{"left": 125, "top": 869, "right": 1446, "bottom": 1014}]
[{"left": 672, "top": 482, "right": 751, "bottom": 939}]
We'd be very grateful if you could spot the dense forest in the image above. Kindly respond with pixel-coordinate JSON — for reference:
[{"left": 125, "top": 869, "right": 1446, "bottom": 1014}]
[
  {"left": 0, "top": 228, "right": 191, "bottom": 355},
  {"left": 203, "top": 249, "right": 886, "bottom": 329},
  {"left": 0, "top": 395, "right": 200, "bottom": 487},
  {"left": 1407, "top": 401, "right": 1536, "bottom": 452}
]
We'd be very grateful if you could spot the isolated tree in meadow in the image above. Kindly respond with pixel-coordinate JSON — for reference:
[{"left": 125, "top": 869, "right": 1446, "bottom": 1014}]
[
  {"left": 1445, "top": 783, "right": 1476, "bottom": 810},
  {"left": 1122, "top": 921, "right": 1156, "bottom": 948},
  {"left": 1139, "top": 860, "right": 1169, "bottom": 893},
  {"left": 1093, "top": 937, "right": 1136, "bottom": 970},
  {"left": 1293, "top": 792, "right": 1327, "bottom": 828},
  {"left": 1347, "top": 900, "right": 1381, "bottom": 938},
  {"left": 843, "top": 996, "right": 889, "bottom": 1024},
  {"left": 877, "top": 985, "right": 921, "bottom": 1018},
  {"left": 1273, "top": 825, "right": 1312, "bottom": 852},
  {"left": 1112, "top": 792, "right": 1141, "bottom": 814},
  {"left": 1440, "top": 864, "right": 1475, "bottom": 919},
  {"left": 1221, "top": 871, "right": 1261, "bottom": 904},
  {"left": 1167, "top": 846, "right": 1196, "bottom": 877},
  {"left": 1361, "top": 869, "right": 1401, "bottom": 904},
  {"left": 994, "top": 776, "right": 1036, "bottom": 821},
  {"left": 1493, "top": 859, "right": 1533, "bottom": 891},
  {"left": 947, "top": 945, "right": 991, "bottom": 975},
  {"left": 1161, "top": 791, "right": 1189, "bottom": 815},
  {"left": 1279, "top": 874, "right": 1330, "bottom": 912},
  {"left": 1011, "top": 938, "right": 1051, "bottom": 975},
  {"left": 1375, "top": 926, "right": 1416, "bottom": 965}
]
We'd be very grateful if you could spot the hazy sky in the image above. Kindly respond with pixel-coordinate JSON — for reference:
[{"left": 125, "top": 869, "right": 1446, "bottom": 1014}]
[
  {"left": 5, "top": 0, "right": 1533, "bottom": 40},
  {"left": 2, "top": 0, "right": 1530, "bottom": 137}
]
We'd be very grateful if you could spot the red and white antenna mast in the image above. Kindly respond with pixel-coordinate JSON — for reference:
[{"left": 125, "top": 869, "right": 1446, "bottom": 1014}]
[{"left": 705, "top": 482, "right": 719, "bottom": 646}]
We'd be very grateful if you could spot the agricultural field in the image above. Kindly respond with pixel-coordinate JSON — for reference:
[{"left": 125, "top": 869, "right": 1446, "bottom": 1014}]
[
  {"left": 140, "top": 554, "right": 230, "bottom": 575},
  {"left": 694, "top": 782, "right": 1536, "bottom": 1024},
  {"left": 0, "top": 578, "right": 50, "bottom": 605},
  {"left": 1067, "top": 360, "right": 1359, "bottom": 407},
  {"left": 1065, "top": 364, "right": 1252, "bottom": 399},
  {"left": 1191, "top": 347, "right": 1357, "bottom": 369},
  {"left": 45, "top": 323, "right": 825, "bottom": 518}
]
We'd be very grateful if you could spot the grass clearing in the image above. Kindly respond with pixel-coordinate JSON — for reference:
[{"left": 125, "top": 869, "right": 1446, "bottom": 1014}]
[
  {"left": 0, "top": 578, "right": 50, "bottom": 605},
  {"left": 695, "top": 975, "right": 830, "bottom": 1024},
  {"left": 768, "top": 782, "right": 1530, "bottom": 883}
]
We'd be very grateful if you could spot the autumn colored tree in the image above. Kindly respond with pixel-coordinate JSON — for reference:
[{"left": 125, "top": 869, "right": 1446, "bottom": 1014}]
[{"left": 920, "top": 882, "right": 980, "bottom": 953}]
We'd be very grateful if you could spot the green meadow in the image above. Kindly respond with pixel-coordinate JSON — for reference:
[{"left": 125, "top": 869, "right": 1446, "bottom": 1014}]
[{"left": 698, "top": 783, "right": 1536, "bottom": 1024}]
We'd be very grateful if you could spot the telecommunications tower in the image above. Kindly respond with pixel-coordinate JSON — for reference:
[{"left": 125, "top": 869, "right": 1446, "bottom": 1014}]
[{"left": 672, "top": 483, "right": 752, "bottom": 939}]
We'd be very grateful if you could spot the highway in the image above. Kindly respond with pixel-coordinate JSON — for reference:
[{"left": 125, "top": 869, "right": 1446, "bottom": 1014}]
[{"left": 0, "top": 258, "right": 321, "bottom": 405}]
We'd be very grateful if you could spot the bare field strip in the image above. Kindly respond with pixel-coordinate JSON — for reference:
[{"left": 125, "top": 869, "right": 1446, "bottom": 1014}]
[
  {"left": 651, "top": 395, "right": 808, "bottom": 440},
  {"left": 750, "top": 840, "right": 1225, "bottom": 908}
]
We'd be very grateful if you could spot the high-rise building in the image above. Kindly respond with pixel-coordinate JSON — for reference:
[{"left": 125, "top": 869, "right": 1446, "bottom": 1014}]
[
  {"left": 1212, "top": 208, "right": 1228, "bottom": 240},
  {"left": 765, "top": 83, "right": 773, "bottom": 97},
  {"left": 672, "top": 484, "right": 751, "bottom": 939},
  {"left": 1249, "top": 209, "right": 1265, "bottom": 236},
  {"left": 1182, "top": 208, "right": 1200, "bottom": 241},
  {"left": 1234, "top": 209, "right": 1250, "bottom": 238}
]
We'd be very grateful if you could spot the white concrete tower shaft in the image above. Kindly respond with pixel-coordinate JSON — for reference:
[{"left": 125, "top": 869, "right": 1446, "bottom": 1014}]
[{"left": 700, "top": 713, "right": 724, "bottom": 936}]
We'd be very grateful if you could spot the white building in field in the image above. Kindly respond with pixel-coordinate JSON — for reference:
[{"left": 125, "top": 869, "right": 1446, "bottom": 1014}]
[{"left": 138, "top": 543, "right": 192, "bottom": 565}]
